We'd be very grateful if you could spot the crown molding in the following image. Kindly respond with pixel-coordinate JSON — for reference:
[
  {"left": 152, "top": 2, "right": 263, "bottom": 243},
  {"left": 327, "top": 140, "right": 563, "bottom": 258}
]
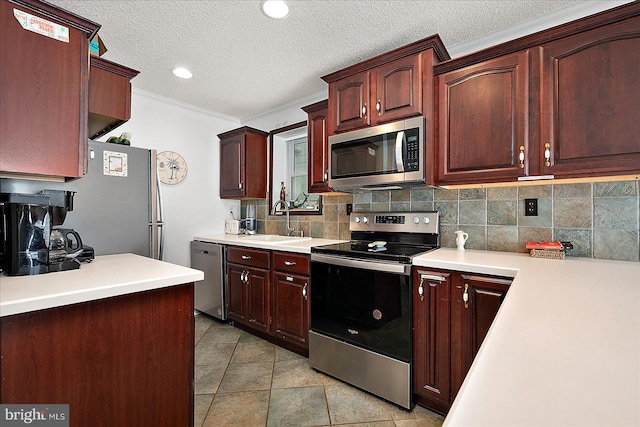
[
  {"left": 240, "top": 90, "right": 327, "bottom": 124},
  {"left": 132, "top": 88, "right": 241, "bottom": 123},
  {"left": 447, "top": 0, "right": 634, "bottom": 58}
]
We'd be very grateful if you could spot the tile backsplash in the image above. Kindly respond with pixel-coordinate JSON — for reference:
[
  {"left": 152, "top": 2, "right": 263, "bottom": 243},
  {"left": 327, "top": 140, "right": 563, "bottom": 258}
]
[{"left": 242, "top": 179, "right": 640, "bottom": 262}]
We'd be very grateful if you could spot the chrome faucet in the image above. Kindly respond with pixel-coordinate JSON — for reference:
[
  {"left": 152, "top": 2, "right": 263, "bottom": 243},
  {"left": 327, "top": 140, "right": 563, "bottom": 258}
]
[{"left": 271, "top": 200, "right": 302, "bottom": 237}]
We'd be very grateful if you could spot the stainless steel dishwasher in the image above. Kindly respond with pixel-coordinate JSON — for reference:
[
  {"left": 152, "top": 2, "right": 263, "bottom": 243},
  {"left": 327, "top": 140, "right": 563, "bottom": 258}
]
[{"left": 191, "top": 241, "right": 226, "bottom": 320}]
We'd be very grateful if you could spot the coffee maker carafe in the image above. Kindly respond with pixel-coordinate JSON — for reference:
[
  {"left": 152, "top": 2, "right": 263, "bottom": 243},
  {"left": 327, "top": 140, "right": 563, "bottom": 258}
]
[{"left": 1, "top": 190, "right": 79, "bottom": 276}]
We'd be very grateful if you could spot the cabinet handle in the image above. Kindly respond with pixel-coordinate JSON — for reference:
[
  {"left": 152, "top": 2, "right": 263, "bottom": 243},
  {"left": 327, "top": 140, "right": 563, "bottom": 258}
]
[
  {"left": 376, "top": 99, "right": 381, "bottom": 114},
  {"left": 238, "top": 181, "right": 243, "bottom": 190},
  {"left": 463, "top": 283, "right": 469, "bottom": 309},
  {"left": 286, "top": 276, "right": 294, "bottom": 282},
  {"left": 302, "top": 283, "right": 308, "bottom": 300},
  {"left": 241, "top": 255, "right": 251, "bottom": 260},
  {"left": 361, "top": 103, "right": 367, "bottom": 119},
  {"left": 284, "top": 260, "right": 296, "bottom": 266},
  {"left": 544, "top": 143, "right": 551, "bottom": 167},
  {"left": 240, "top": 270, "right": 246, "bottom": 283},
  {"left": 324, "top": 171, "right": 328, "bottom": 181},
  {"left": 418, "top": 277, "right": 424, "bottom": 302},
  {"left": 519, "top": 146, "right": 525, "bottom": 169}
]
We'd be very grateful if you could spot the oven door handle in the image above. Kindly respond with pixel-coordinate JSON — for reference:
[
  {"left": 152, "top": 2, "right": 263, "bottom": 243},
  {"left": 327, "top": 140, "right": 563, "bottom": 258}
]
[{"left": 311, "top": 253, "right": 411, "bottom": 275}]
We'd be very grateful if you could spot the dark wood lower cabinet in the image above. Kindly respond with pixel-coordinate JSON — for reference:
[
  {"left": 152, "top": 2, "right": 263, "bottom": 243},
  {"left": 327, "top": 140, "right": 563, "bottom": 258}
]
[
  {"left": 450, "top": 273, "right": 511, "bottom": 400},
  {"left": 413, "top": 268, "right": 512, "bottom": 414},
  {"left": 226, "top": 248, "right": 310, "bottom": 356},
  {"left": 272, "top": 271, "right": 309, "bottom": 348},
  {"left": 0, "top": 284, "right": 194, "bottom": 427},
  {"left": 227, "top": 262, "right": 270, "bottom": 333},
  {"left": 413, "top": 269, "right": 451, "bottom": 414}
]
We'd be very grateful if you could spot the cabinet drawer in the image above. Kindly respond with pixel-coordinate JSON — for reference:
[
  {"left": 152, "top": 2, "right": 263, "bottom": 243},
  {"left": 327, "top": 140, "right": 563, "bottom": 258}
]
[
  {"left": 272, "top": 251, "right": 310, "bottom": 275},
  {"left": 227, "top": 246, "right": 270, "bottom": 269}
]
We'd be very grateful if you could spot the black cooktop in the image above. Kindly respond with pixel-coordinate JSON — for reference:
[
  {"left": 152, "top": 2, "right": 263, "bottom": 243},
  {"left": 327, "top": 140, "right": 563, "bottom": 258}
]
[{"left": 312, "top": 240, "right": 438, "bottom": 264}]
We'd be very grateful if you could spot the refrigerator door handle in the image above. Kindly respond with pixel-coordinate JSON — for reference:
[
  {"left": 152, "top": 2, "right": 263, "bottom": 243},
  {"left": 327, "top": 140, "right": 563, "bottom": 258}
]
[{"left": 156, "top": 159, "right": 165, "bottom": 261}]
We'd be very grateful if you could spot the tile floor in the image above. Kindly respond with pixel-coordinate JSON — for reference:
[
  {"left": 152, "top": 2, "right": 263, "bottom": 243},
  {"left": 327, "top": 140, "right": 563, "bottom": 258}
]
[{"left": 194, "top": 314, "right": 446, "bottom": 427}]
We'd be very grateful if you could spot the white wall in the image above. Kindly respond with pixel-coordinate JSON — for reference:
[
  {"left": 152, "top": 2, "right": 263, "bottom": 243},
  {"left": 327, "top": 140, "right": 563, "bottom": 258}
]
[{"left": 101, "top": 89, "right": 241, "bottom": 267}]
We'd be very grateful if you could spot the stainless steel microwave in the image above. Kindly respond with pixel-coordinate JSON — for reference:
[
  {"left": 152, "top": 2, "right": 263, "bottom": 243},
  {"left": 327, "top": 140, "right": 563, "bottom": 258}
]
[{"left": 328, "top": 116, "right": 425, "bottom": 192}]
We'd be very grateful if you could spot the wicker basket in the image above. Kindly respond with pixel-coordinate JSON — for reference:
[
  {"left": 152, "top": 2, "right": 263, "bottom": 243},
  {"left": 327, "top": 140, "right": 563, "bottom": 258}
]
[{"left": 529, "top": 249, "right": 565, "bottom": 260}]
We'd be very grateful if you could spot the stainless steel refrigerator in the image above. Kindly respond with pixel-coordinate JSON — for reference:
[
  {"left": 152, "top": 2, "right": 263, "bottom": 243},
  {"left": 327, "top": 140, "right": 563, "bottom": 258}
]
[{"left": 0, "top": 141, "right": 164, "bottom": 259}]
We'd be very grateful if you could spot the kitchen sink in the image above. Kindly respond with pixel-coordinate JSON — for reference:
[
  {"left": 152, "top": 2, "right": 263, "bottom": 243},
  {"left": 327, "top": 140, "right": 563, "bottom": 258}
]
[{"left": 238, "top": 234, "right": 312, "bottom": 244}]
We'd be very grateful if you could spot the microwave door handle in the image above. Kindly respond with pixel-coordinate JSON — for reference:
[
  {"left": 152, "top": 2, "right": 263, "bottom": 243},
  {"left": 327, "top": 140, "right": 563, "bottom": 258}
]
[{"left": 395, "top": 130, "right": 405, "bottom": 173}]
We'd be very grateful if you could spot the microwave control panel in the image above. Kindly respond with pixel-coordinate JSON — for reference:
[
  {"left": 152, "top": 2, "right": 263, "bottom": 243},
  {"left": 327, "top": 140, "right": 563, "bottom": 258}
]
[{"left": 404, "top": 131, "right": 420, "bottom": 171}]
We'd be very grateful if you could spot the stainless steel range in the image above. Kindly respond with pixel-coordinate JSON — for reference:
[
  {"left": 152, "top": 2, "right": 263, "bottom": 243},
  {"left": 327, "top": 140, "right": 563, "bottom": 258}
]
[{"left": 310, "top": 211, "right": 440, "bottom": 409}]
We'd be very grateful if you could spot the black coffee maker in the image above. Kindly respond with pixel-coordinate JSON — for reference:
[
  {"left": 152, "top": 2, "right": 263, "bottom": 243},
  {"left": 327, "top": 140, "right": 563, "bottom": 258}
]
[{"left": 0, "top": 190, "right": 81, "bottom": 276}]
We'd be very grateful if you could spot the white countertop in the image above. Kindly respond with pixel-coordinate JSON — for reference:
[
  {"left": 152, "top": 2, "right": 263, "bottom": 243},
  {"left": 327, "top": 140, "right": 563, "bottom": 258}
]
[
  {"left": 414, "top": 248, "right": 640, "bottom": 426},
  {"left": 193, "top": 233, "right": 347, "bottom": 254},
  {"left": 0, "top": 254, "right": 203, "bottom": 317}
]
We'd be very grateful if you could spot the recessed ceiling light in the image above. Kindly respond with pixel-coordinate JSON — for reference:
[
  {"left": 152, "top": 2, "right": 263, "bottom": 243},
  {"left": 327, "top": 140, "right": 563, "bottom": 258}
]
[
  {"left": 261, "top": 0, "right": 289, "bottom": 19},
  {"left": 171, "top": 67, "right": 193, "bottom": 79}
]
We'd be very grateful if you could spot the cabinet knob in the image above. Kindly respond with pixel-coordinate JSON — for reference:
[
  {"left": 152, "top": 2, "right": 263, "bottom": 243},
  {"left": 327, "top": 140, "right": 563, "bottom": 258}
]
[
  {"left": 238, "top": 181, "right": 243, "bottom": 190},
  {"left": 286, "top": 276, "right": 294, "bottom": 282},
  {"left": 324, "top": 171, "right": 328, "bottom": 181},
  {"left": 544, "top": 143, "right": 551, "bottom": 167},
  {"left": 463, "top": 283, "right": 469, "bottom": 309},
  {"left": 376, "top": 99, "right": 381, "bottom": 114},
  {"left": 361, "top": 103, "right": 367, "bottom": 119},
  {"left": 519, "top": 146, "right": 525, "bottom": 169}
]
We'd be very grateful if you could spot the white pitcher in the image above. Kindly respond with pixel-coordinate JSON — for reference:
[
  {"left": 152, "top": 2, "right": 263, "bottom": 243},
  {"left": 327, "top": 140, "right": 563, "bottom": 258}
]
[{"left": 455, "top": 230, "right": 469, "bottom": 251}]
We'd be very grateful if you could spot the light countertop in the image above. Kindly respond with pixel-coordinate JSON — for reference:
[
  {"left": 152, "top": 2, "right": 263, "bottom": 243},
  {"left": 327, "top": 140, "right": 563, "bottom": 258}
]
[
  {"left": 414, "top": 248, "right": 640, "bottom": 426},
  {"left": 0, "top": 253, "right": 203, "bottom": 317},
  {"left": 192, "top": 233, "right": 347, "bottom": 254}
]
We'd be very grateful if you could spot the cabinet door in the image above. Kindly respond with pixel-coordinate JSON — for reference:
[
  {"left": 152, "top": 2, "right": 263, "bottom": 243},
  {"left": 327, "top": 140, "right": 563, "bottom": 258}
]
[
  {"left": 437, "top": 52, "right": 529, "bottom": 185},
  {"left": 538, "top": 18, "right": 640, "bottom": 177},
  {"left": 328, "top": 70, "right": 370, "bottom": 134},
  {"left": 272, "top": 271, "right": 309, "bottom": 348},
  {"left": 88, "top": 57, "right": 139, "bottom": 139},
  {"left": 247, "top": 267, "right": 270, "bottom": 333},
  {"left": 220, "top": 135, "right": 245, "bottom": 198},
  {"left": 304, "top": 100, "right": 331, "bottom": 193},
  {"left": 450, "top": 273, "right": 511, "bottom": 400},
  {"left": 373, "top": 54, "right": 422, "bottom": 124},
  {"left": 226, "top": 263, "right": 247, "bottom": 324},
  {"left": 0, "top": 1, "right": 97, "bottom": 178},
  {"left": 413, "top": 269, "right": 451, "bottom": 413}
]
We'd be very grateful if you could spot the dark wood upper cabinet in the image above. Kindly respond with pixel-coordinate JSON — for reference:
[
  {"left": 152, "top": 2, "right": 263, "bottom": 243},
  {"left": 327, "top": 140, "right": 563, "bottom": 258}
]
[
  {"left": 302, "top": 99, "right": 332, "bottom": 193},
  {"left": 218, "top": 126, "right": 268, "bottom": 199},
  {"left": 323, "top": 35, "right": 449, "bottom": 136},
  {"left": 0, "top": 0, "right": 99, "bottom": 179},
  {"left": 536, "top": 16, "right": 640, "bottom": 177},
  {"left": 436, "top": 51, "right": 530, "bottom": 185},
  {"left": 434, "top": 2, "right": 640, "bottom": 185},
  {"left": 328, "top": 71, "right": 370, "bottom": 133},
  {"left": 88, "top": 56, "right": 139, "bottom": 140},
  {"left": 373, "top": 53, "right": 423, "bottom": 124}
]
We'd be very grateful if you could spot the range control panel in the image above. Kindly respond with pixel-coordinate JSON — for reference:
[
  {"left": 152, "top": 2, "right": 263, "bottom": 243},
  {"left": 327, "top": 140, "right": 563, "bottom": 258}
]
[{"left": 351, "top": 211, "right": 439, "bottom": 234}]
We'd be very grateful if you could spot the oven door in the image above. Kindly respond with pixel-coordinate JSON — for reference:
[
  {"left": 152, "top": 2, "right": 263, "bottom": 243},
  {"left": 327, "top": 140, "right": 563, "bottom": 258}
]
[{"left": 310, "top": 253, "right": 412, "bottom": 362}]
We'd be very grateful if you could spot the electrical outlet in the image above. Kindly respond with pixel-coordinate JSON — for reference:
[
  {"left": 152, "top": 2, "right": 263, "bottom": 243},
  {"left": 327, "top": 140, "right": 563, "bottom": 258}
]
[
  {"left": 346, "top": 203, "right": 353, "bottom": 215},
  {"left": 525, "top": 198, "right": 538, "bottom": 216}
]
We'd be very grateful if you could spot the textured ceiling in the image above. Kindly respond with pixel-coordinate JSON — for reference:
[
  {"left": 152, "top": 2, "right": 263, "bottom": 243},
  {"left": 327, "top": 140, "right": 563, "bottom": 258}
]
[{"left": 45, "top": 0, "right": 623, "bottom": 120}]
